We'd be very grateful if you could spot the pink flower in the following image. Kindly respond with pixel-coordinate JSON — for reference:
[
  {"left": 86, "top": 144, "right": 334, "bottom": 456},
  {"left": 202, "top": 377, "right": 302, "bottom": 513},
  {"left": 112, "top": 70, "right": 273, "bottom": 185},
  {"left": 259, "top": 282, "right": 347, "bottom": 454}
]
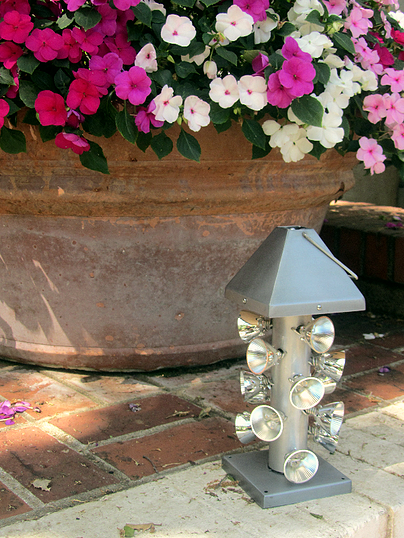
[
  {"left": 345, "top": 7, "right": 373, "bottom": 38},
  {"left": 66, "top": 0, "right": 86, "bottom": 11},
  {"left": 66, "top": 78, "right": 100, "bottom": 115},
  {"left": 252, "top": 52, "right": 269, "bottom": 76},
  {"left": 381, "top": 68, "right": 404, "bottom": 93},
  {"left": 266, "top": 71, "right": 295, "bottom": 108},
  {"left": 114, "top": 66, "right": 151, "bottom": 106},
  {"left": 233, "top": 0, "right": 269, "bottom": 23},
  {"left": 35, "top": 91, "right": 67, "bottom": 126},
  {"left": 278, "top": 57, "right": 315, "bottom": 98},
  {"left": 384, "top": 93, "right": 404, "bottom": 127},
  {"left": 71, "top": 28, "right": 103, "bottom": 55},
  {"left": 75, "top": 67, "right": 108, "bottom": 96},
  {"left": 0, "top": 41, "right": 22, "bottom": 69},
  {"left": 281, "top": 37, "right": 312, "bottom": 63},
  {"left": 0, "top": 99, "right": 9, "bottom": 129},
  {"left": 183, "top": 95, "right": 210, "bottom": 132},
  {"left": 322, "top": 0, "right": 345, "bottom": 15},
  {"left": 135, "top": 101, "right": 164, "bottom": 133},
  {"left": 94, "top": 4, "right": 117, "bottom": 36},
  {"left": 100, "top": 33, "right": 136, "bottom": 65},
  {"left": 89, "top": 53, "right": 123, "bottom": 86},
  {"left": 57, "top": 29, "right": 82, "bottom": 63},
  {"left": 113, "top": 0, "right": 140, "bottom": 9},
  {"left": 392, "top": 123, "right": 404, "bottom": 150},
  {"left": 356, "top": 137, "right": 386, "bottom": 175},
  {"left": 25, "top": 28, "right": 64, "bottom": 62},
  {"left": 363, "top": 94, "right": 387, "bottom": 123},
  {"left": 0, "top": 10, "right": 33, "bottom": 43},
  {"left": 55, "top": 132, "right": 90, "bottom": 155},
  {"left": 0, "top": 0, "right": 30, "bottom": 18}
]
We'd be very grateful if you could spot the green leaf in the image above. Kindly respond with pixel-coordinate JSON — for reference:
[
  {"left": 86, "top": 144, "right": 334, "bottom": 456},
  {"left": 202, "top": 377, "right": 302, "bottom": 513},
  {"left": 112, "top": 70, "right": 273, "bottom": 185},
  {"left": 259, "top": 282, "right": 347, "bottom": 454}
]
[
  {"left": 17, "top": 55, "right": 40, "bottom": 75},
  {"left": 214, "top": 119, "right": 232, "bottom": 134},
  {"left": 333, "top": 31, "right": 355, "bottom": 55},
  {"left": 57, "top": 12, "right": 74, "bottom": 29},
  {"left": 314, "top": 62, "right": 331, "bottom": 85},
  {"left": 132, "top": 2, "right": 152, "bottom": 27},
  {"left": 177, "top": 129, "right": 201, "bottom": 162},
  {"left": 305, "top": 10, "right": 324, "bottom": 27},
  {"left": 151, "top": 131, "right": 173, "bottom": 159},
  {"left": 277, "top": 22, "right": 295, "bottom": 36},
  {"left": 32, "top": 70, "right": 56, "bottom": 92},
  {"left": 39, "top": 124, "right": 62, "bottom": 143},
  {"left": 0, "top": 127, "right": 26, "bottom": 154},
  {"left": 175, "top": 61, "right": 197, "bottom": 79},
  {"left": 137, "top": 130, "right": 152, "bottom": 152},
  {"left": 242, "top": 119, "right": 266, "bottom": 150},
  {"left": 209, "top": 102, "right": 231, "bottom": 125},
  {"left": 291, "top": 95, "right": 324, "bottom": 127},
  {"left": 79, "top": 140, "right": 109, "bottom": 174},
  {"left": 174, "top": 0, "right": 195, "bottom": 6},
  {"left": 0, "top": 84, "right": 9, "bottom": 98},
  {"left": 309, "top": 141, "right": 327, "bottom": 160},
  {"left": 74, "top": 7, "right": 101, "bottom": 30},
  {"left": 216, "top": 47, "right": 237, "bottom": 66},
  {"left": 19, "top": 80, "right": 39, "bottom": 108},
  {"left": 151, "top": 69, "right": 173, "bottom": 88},
  {"left": 54, "top": 69, "right": 72, "bottom": 95},
  {"left": 252, "top": 144, "right": 271, "bottom": 159},
  {"left": 22, "top": 108, "right": 39, "bottom": 125},
  {"left": 115, "top": 106, "right": 138, "bottom": 144},
  {"left": 126, "top": 20, "right": 142, "bottom": 41},
  {"left": 200, "top": 0, "right": 221, "bottom": 5},
  {"left": 4, "top": 98, "right": 20, "bottom": 116},
  {"left": 0, "top": 67, "right": 15, "bottom": 86},
  {"left": 341, "top": 116, "right": 350, "bottom": 139}
]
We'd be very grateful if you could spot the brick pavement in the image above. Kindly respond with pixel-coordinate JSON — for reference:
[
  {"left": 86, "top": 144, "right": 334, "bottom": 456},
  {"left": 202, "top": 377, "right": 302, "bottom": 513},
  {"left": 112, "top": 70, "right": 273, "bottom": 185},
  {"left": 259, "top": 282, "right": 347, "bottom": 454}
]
[{"left": 0, "top": 310, "right": 404, "bottom": 528}]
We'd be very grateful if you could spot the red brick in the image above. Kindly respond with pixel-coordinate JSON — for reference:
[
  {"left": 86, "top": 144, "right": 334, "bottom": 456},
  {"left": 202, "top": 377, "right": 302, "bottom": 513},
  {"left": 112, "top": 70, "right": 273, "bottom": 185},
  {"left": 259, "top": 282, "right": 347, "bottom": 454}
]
[
  {"left": 0, "top": 483, "right": 32, "bottom": 520},
  {"left": 50, "top": 394, "right": 202, "bottom": 444},
  {"left": 343, "top": 343, "right": 403, "bottom": 376},
  {"left": 0, "top": 367, "right": 96, "bottom": 419},
  {"left": 372, "top": 331, "right": 404, "bottom": 350},
  {"left": 343, "top": 366, "right": 404, "bottom": 401},
  {"left": 92, "top": 417, "right": 242, "bottom": 480},
  {"left": 0, "top": 427, "right": 119, "bottom": 502},
  {"left": 394, "top": 237, "right": 404, "bottom": 284},
  {"left": 364, "top": 233, "right": 389, "bottom": 280},
  {"left": 322, "top": 388, "right": 378, "bottom": 415}
]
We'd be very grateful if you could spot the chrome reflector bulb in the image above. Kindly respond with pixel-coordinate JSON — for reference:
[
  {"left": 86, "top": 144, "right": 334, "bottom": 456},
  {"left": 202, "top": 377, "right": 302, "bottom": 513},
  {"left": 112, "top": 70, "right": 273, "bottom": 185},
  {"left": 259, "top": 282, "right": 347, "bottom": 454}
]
[
  {"left": 310, "top": 424, "right": 339, "bottom": 453},
  {"left": 289, "top": 376, "right": 325, "bottom": 410},
  {"left": 246, "top": 338, "right": 283, "bottom": 375},
  {"left": 250, "top": 405, "right": 284, "bottom": 442},
  {"left": 235, "top": 412, "right": 257, "bottom": 444},
  {"left": 283, "top": 449, "right": 319, "bottom": 484},
  {"left": 306, "top": 401, "right": 344, "bottom": 436},
  {"left": 237, "top": 311, "right": 271, "bottom": 343},
  {"left": 295, "top": 316, "right": 335, "bottom": 353},
  {"left": 311, "top": 350, "right": 346, "bottom": 383},
  {"left": 240, "top": 370, "right": 272, "bottom": 403}
]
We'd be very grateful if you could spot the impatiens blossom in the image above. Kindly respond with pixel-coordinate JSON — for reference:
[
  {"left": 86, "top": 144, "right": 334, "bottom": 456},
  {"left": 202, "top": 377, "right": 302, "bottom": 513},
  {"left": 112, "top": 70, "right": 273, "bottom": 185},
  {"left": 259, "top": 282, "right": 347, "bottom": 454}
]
[
  {"left": 0, "top": 99, "right": 9, "bottom": 129},
  {"left": 392, "top": 123, "right": 404, "bottom": 150},
  {"left": 161, "top": 14, "right": 196, "bottom": 46},
  {"left": 25, "top": 28, "right": 64, "bottom": 62},
  {"left": 356, "top": 137, "right": 386, "bottom": 174},
  {"left": 183, "top": 96, "right": 210, "bottom": 132},
  {"left": 266, "top": 71, "right": 295, "bottom": 108},
  {"left": 135, "top": 44, "right": 158, "bottom": 73},
  {"left": 135, "top": 100, "right": 164, "bottom": 133},
  {"left": 234, "top": 0, "right": 269, "bottom": 23},
  {"left": 238, "top": 75, "right": 267, "bottom": 110},
  {"left": 209, "top": 75, "right": 239, "bottom": 108},
  {"left": 35, "top": 91, "right": 67, "bottom": 126},
  {"left": 253, "top": 9, "right": 279, "bottom": 44},
  {"left": 114, "top": 66, "right": 151, "bottom": 106},
  {"left": 278, "top": 57, "right": 316, "bottom": 97},
  {"left": 215, "top": 5, "right": 254, "bottom": 42},
  {"left": 381, "top": 68, "right": 404, "bottom": 92},
  {"left": 66, "top": 78, "right": 100, "bottom": 115},
  {"left": 0, "top": 10, "right": 33, "bottom": 43},
  {"left": 55, "top": 132, "right": 90, "bottom": 155},
  {"left": 152, "top": 85, "right": 183, "bottom": 123},
  {"left": 295, "top": 32, "right": 333, "bottom": 58},
  {"left": 363, "top": 94, "right": 387, "bottom": 123},
  {"left": 384, "top": 93, "right": 404, "bottom": 127},
  {"left": 89, "top": 53, "right": 123, "bottom": 86},
  {"left": 345, "top": 7, "right": 373, "bottom": 38},
  {"left": 0, "top": 41, "right": 22, "bottom": 68},
  {"left": 203, "top": 60, "right": 217, "bottom": 79},
  {"left": 306, "top": 111, "right": 344, "bottom": 148}
]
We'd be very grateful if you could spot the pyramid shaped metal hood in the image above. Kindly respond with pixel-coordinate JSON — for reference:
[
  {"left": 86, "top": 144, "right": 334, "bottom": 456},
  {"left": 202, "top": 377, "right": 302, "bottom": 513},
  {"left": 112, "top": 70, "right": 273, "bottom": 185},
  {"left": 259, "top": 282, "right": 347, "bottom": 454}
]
[{"left": 225, "top": 226, "right": 366, "bottom": 318}]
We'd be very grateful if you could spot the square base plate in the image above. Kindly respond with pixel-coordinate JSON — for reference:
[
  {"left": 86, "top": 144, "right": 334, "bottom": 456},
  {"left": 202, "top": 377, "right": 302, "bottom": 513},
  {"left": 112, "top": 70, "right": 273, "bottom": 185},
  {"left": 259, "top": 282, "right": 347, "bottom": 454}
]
[{"left": 222, "top": 450, "right": 351, "bottom": 509}]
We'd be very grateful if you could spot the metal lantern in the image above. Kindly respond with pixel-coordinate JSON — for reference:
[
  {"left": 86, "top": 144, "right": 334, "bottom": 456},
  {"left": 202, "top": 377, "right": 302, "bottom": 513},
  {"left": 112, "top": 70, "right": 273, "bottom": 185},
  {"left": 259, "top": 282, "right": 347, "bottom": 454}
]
[{"left": 222, "top": 226, "right": 365, "bottom": 508}]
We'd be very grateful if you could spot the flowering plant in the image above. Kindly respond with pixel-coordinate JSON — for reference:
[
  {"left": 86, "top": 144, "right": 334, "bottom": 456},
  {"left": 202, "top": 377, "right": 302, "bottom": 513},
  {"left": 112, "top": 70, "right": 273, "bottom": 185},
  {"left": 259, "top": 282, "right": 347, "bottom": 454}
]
[{"left": 1, "top": 0, "right": 404, "bottom": 175}]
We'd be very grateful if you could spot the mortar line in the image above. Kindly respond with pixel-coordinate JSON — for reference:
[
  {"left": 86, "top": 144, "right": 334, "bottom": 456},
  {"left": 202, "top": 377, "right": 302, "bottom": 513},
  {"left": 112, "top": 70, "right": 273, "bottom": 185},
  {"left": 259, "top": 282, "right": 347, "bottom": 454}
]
[{"left": 0, "top": 467, "right": 45, "bottom": 510}]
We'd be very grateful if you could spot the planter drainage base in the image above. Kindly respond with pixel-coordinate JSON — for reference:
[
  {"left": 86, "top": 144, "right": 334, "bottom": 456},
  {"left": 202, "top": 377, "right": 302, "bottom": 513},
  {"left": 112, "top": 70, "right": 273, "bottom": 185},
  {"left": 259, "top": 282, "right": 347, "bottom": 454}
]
[{"left": 222, "top": 450, "right": 351, "bottom": 509}]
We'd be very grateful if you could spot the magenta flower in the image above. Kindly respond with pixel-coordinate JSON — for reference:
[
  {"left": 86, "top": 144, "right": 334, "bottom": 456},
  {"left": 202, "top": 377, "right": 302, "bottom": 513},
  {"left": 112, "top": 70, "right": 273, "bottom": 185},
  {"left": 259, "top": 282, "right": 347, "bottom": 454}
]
[
  {"left": 57, "top": 29, "right": 82, "bottom": 63},
  {"left": 71, "top": 28, "right": 103, "bottom": 55},
  {"left": 89, "top": 53, "right": 123, "bottom": 86},
  {"left": 75, "top": 67, "right": 108, "bottom": 96},
  {"left": 0, "top": 99, "right": 9, "bottom": 129},
  {"left": 35, "top": 90, "right": 67, "bottom": 126},
  {"left": 6, "top": 65, "right": 19, "bottom": 98},
  {"left": 252, "top": 52, "right": 269, "bottom": 76},
  {"left": 55, "top": 132, "right": 90, "bottom": 155},
  {"left": 0, "top": 41, "right": 22, "bottom": 69},
  {"left": 233, "top": 0, "right": 269, "bottom": 23},
  {"left": 0, "top": 399, "right": 39, "bottom": 425},
  {"left": 66, "top": 78, "right": 100, "bottom": 115},
  {"left": 281, "top": 37, "right": 312, "bottom": 63},
  {"left": 94, "top": 4, "right": 117, "bottom": 37},
  {"left": 0, "top": 10, "right": 33, "bottom": 43},
  {"left": 66, "top": 0, "right": 86, "bottom": 11},
  {"left": 0, "top": 0, "right": 31, "bottom": 18},
  {"left": 278, "top": 58, "right": 316, "bottom": 98},
  {"left": 114, "top": 66, "right": 151, "bottom": 106},
  {"left": 356, "top": 137, "right": 386, "bottom": 175},
  {"left": 135, "top": 101, "right": 164, "bottom": 133},
  {"left": 66, "top": 109, "right": 85, "bottom": 128},
  {"left": 25, "top": 28, "right": 64, "bottom": 62},
  {"left": 101, "top": 33, "right": 136, "bottom": 65},
  {"left": 267, "top": 71, "right": 295, "bottom": 108},
  {"left": 113, "top": 0, "right": 140, "bottom": 10}
]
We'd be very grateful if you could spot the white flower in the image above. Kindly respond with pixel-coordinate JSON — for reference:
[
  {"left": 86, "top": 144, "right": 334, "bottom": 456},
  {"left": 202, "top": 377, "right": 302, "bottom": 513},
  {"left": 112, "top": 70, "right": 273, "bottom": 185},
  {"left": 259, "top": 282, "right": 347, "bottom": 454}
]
[
  {"left": 269, "top": 124, "right": 300, "bottom": 148},
  {"left": 209, "top": 75, "right": 239, "bottom": 108},
  {"left": 203, "top": 60, "right": 217, "bottom": 79},
  {"left": 161, "top": 14, "right": 196, "bottom": 47},
  {"left": 238, "top": 75, "right": 267, "bottom": 111},
  {"left": 348, "top": 65, "right": 378, "bottom": 92},
  {"left": 288, "top": 11, "right": 323, "bottom": 35},
  {"left": 295, "top": 32, "right": 333, "bottom": 57},
  {"left": 141, "top": 0, "right": 166, "bottom": 15},
  {"left": 280, "top": 129, "right": 313, "bottom": 162},
  {"left": 135, "top": 44, "right": 158, "bottom": 73},
  {"left": 253, "top": 9, "right": 279, "bottom": 44},
  {"left": 306, "top": 112, "right": 344, "bottom": 148},
  {"left": 215, "top": 5, "right": 254, "bottom": 42},
  {"left": 287, "top": 108, "right": 304, "bottom": 125},
  {"left": 318, "top": 87, "right": 349, "bottom": 111},
  {"left": 291, "top": 0, "right": 324, "bottom": 16},
  {"left": 153, "top": 85, "right": 183, "bottom": 123},
  {"left": 389, "top": 10, "right": 404, "bottom": 29},
  {"left": 323, "top": 54, "right": 345, "bottom": 68},
  {"left": 182, "top": 46, "right": 210, "bottom": 66},
  {"left": 262, "top": 119, "right": 281, "bottom": 136},
  {"left": 183, "top": 96, "right": 210, "bottom": 132},
  {"left": 329, "top": 68, "right": 360, "bottom": 97}
]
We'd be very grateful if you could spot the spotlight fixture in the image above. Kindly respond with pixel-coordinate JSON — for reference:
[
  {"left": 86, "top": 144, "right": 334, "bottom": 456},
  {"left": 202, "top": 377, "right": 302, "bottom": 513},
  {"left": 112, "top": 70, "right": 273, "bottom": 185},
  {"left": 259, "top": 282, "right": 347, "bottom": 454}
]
[
  {"left": 310, "top": 424, "right": 339, "bottom": 454},
  {"left": 305, "top": 401, "right": 344, "bottom": 436},
  {"left": 237, "top": 310, "right": 272, "bottom": 343},
  {"left": 283, "top": 449, "right": 319, "bottom": 484},
  {"left": 289, "top": 375, "right": 325, "bottom": 410},
  {"left": 311, "top": 350, "right": 346, "bottom": 383},
  {"left": 240, "top": 370, "right": 272, "bottom": 403},
  {"left": 293, "top": 316, "right": 335, "bottom": 354},
  {"left": 313, "top": 373, "right": 337, "bottom": 395},
  {"left": 246, "top": 338, "right": 284, "bottom": 375},
  {"left": 235, "top": 405, "right": 284, "bottom": 443}
]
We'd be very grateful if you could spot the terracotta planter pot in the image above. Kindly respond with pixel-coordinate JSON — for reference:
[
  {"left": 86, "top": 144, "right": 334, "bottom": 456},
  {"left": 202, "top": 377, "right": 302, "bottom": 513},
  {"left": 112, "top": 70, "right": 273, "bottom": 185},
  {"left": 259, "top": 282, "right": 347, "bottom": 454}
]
[{"left": 0, "top": 123, "right": 356, "bottom": 371}]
